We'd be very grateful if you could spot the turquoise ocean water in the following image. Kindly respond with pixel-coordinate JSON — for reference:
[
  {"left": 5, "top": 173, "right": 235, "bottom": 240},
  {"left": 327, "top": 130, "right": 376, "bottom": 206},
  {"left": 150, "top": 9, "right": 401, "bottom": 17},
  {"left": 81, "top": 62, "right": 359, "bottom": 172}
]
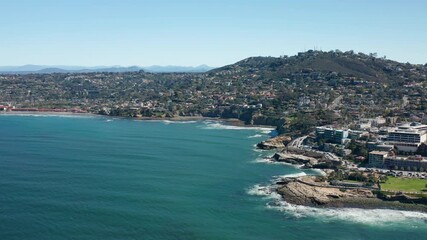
[{"left": 0, "top": 115, "right": 426, "bottom": 240}]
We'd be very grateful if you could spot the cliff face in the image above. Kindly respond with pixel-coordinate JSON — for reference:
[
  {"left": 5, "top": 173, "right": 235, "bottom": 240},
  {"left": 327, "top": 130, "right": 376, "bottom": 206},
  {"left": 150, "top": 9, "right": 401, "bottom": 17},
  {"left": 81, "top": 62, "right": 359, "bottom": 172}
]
[
  {"left": 251, "top": 115, "right": 286, "bottom": 128},
  {"left": 272, "top": 152, "right": 318, "bottom": 166},
  {"left": 256, "top": 136, "right": 292, "bottom": 150}
]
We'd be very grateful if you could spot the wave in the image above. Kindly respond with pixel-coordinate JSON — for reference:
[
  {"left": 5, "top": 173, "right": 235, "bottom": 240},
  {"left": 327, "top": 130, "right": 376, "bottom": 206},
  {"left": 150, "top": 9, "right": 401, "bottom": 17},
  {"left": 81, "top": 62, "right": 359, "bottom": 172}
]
[
  {"left": 251, "top": 157, "right": 273, "bottom": 164},
  {"left": 201, "top": 122, "right": 275, "bottom": 133},
  {"left": 247, "top": 184, "right": 274, "bottom": 196},
  {"left": 274, "top": 172, "right": 307, "bottom": 179},
  {"left": 268, "top": 200, "right": 427, "bottom": 226},
  {"left": 248, "top": 134, "right": 263, "bottom": 138},
  {"left": 250, "top": 158, "right": 304, "bottom": 169},
  {"left": 162, "top": 120, "right": 198, "bottom": 124},
  {"left": 252, "top": 146, "right": 264, "bottom": 153}
]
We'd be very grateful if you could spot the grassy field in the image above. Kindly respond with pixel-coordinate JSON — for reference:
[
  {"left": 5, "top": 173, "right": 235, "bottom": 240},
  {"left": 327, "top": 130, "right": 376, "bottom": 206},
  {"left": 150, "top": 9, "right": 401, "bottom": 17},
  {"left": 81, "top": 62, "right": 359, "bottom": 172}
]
[{"left": 381, "top": 177, "right": 427, "bottom": 193}]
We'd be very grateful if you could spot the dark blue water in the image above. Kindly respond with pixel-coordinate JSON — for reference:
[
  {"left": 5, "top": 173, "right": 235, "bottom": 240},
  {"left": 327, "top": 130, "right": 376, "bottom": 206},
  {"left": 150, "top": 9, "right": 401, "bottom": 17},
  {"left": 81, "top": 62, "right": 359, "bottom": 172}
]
[{"left": 0, "top": 115, "right": 426, "bottom": 240}]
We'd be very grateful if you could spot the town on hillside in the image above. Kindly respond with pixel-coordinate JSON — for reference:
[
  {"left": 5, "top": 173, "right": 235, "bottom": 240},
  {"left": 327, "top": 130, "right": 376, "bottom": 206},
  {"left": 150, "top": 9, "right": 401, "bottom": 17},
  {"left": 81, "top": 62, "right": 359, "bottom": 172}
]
[{"left": 1, "top": 50, "right": 427, "bottom": 206}]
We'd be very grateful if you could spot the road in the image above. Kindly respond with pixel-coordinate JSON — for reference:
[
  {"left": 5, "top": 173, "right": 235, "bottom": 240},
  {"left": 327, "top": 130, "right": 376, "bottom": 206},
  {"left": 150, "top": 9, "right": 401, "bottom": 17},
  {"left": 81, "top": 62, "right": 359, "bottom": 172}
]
[{"left": 288, "top": 135, "right": 308, "bottom": 148}]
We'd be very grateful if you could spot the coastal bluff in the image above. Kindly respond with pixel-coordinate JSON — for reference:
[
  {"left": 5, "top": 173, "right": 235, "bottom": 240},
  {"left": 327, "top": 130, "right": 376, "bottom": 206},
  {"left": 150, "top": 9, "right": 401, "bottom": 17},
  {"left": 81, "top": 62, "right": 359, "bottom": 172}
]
[
  {"left": 276, "top": 176, "right": 427, "bottom": 212},
  {"left": 256, "top": 135, "right": 292, "bottom": 150},
  {"left": 276, "top": 176, "right": 374, "bottom": 206}
]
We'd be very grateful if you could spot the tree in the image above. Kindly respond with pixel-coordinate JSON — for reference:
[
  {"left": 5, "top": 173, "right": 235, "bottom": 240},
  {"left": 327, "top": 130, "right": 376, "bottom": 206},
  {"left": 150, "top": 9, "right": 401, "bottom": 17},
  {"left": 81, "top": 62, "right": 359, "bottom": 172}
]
[
  {"left": 289, "top": 113, "right": 316, "bottom": 134},
  {"left": 369, "top": 52, "right": 378, "bottom": 58},
  {"left": 379, "top": 175, "right": 388, "bottom": 183}
]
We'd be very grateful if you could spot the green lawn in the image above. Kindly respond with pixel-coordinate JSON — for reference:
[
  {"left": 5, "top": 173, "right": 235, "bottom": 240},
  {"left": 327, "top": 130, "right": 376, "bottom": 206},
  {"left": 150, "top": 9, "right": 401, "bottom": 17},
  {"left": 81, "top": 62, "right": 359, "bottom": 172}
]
[{"left": 381, "top": 177, "right": 427, "bottom": 193}]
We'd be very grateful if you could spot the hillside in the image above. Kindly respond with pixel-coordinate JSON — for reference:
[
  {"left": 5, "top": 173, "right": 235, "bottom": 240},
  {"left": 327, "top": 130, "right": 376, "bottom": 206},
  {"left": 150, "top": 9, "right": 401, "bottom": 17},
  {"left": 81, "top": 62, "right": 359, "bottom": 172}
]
[{"left": 211, "top": 50, "right": 426, "bottom": 83}]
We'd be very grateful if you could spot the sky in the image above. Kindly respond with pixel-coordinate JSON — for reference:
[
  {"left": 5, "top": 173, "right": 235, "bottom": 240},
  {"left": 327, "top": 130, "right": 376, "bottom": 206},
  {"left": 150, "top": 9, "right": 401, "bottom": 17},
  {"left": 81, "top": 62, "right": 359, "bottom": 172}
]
[{"left": 0, "top": 0, "right": 426, "bottom": 67}]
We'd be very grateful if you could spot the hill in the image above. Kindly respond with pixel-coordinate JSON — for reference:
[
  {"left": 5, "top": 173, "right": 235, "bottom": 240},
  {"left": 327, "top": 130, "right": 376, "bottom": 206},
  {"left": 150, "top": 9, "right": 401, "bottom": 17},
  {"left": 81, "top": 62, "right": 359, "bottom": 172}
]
[{"left": 211, "top": 50, "right": 426, "bottom": 83}]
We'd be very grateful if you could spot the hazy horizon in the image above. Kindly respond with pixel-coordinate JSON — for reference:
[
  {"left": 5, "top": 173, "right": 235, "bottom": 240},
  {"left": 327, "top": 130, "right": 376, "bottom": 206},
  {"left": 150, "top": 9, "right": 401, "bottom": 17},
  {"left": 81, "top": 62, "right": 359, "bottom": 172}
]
[{"left": 1, "top": 0, "right": 426, "bottom": 66}]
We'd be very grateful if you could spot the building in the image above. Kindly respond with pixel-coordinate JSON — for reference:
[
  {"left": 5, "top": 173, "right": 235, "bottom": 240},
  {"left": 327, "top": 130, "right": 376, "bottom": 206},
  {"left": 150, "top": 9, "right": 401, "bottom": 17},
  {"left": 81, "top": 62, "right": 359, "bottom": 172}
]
[
  {"left": 357, "top": 117, "right": 386, "bottom": 130},
  {"left": 387, "top": 123, "right": 427, "bottom": 153},
  {"left": 375, "top": 144, "right": 394, "bottom": 152},
  {"left": 368, "top": 151, "right": 389, "bottom": 167},
  {"left": 384, "top": 156, "right": 427, "bottom": 171},
  {"left": 316, "top": 126, "right": 349, "bottom": 144},
  {"left": 348, "top": 130, "right": 366, "bottom": 140}
]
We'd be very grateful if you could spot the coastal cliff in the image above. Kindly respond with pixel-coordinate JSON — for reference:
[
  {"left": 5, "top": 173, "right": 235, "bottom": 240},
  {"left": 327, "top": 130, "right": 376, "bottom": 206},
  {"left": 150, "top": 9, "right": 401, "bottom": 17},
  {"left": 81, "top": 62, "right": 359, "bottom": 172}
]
[
  {"left": 276, "top": 176, "right": 427, "bottom": 212},
  {"left": 256, "top": 135, "right": 292, "bottom": 150}
]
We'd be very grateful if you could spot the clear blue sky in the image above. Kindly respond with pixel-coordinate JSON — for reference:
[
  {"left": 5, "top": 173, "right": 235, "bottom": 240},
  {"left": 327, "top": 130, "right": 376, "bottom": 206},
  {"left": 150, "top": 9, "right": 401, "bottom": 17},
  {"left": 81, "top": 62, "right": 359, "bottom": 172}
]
[{"left": 0, "top": 0, "right": 426, "bottom": 67}]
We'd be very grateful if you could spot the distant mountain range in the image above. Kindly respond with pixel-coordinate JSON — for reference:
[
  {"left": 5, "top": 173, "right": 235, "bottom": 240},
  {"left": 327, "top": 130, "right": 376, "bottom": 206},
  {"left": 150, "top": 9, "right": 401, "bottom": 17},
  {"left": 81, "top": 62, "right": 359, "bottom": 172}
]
[{"left": 0, "top": 64, "right": 214, "bottom": 74}]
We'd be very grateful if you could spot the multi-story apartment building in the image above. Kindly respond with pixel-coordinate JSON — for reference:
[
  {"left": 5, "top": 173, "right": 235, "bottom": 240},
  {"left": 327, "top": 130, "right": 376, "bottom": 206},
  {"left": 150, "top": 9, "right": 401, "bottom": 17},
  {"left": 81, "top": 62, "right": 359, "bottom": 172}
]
[{"left": 387, "top": 123, "right": 427, "bottom": 152}]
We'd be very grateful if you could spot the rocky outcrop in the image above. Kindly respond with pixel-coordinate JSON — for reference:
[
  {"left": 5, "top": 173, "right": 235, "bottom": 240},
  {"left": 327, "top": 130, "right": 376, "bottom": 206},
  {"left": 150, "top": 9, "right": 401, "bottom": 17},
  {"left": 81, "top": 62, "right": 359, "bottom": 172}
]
[
  {"left": 272, "top": 152, "right": 318, "bottom": 167},
  {"left": 276, "top": 177, "right": 374, "bottom": 206},
  {"left": 275, "top": 176, "right": 427, "bottom": 212},
  {"left": 377, "top": 192, "right": 427, "bottom": 205},
  {"left": 256, "top": 135, "right": 292, "bottom": 150}
]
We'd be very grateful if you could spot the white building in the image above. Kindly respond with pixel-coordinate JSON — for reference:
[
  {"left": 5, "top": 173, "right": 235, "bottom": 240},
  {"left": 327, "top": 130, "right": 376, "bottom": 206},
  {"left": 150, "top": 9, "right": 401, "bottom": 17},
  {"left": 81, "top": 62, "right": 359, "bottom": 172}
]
[
  {"left": 316, "top": 126, "right": 349, "bottom": 144},
  {"left": 387, "top": 123, "right": 427, "bottom": 152}
]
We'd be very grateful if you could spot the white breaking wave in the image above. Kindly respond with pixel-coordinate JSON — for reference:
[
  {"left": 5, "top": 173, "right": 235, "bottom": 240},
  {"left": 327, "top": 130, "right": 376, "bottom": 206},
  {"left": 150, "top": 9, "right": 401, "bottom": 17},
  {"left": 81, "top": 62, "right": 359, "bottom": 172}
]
[
  {"left": 251, "top": 157, "right": 273, "bottom": 164},
  {"left": 247, "top": 184, "right": 274, "bottom": 196},
  {"left": 201, "top": 122, "right": 275, "bottom": 133},
  {"left": 250, "top": 158, "right": 304, "bottom": 169},
  {"left": 262, "top": 130, "right": 274, "bottom": 134},
  {"left": 274, "top": 172, "right": 307, "bottom": 179},
  {"left": 268, "top": 200, "right": 427, "bottom": 226},
  {"left": 248, "top": 134, "right": 263, "bottom": 138},
  {"left": 252, "top": 145, "right": 278, "bottom": 155},
  {"left": 162, "top": 120, "right": 198, "bottom": 124}
]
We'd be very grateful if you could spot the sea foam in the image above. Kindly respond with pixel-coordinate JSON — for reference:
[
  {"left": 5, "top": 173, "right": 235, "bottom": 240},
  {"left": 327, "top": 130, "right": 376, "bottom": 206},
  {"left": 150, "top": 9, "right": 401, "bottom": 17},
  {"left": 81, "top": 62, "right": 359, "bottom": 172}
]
[
  {"left": 268, "top": 200, "right": 427, "bottom": 226},
  {"left": 162, "top": 120, "right": 198, "bottom": 124},
  {"left": 274, "top": 172, "right": 307, "bottom": 179},
  {"left": 248, "top": 134, "right": 263, "bottom": 138},
  {"left": 201, "top": 122, "right": 275, "bottom": 133}
]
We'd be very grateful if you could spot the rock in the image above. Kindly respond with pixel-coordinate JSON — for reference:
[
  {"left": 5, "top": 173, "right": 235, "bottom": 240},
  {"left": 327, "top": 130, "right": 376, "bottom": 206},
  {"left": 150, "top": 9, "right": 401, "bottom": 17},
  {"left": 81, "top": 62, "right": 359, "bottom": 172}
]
[
  {"left": 276, "top": 176, "right": 375, "bottom": 207},
  {"left": 256, "top": 135, "right": 291, "bottom": 150},
  {"left": 272, "top": 152, "right": 318, "bottom": 167}
]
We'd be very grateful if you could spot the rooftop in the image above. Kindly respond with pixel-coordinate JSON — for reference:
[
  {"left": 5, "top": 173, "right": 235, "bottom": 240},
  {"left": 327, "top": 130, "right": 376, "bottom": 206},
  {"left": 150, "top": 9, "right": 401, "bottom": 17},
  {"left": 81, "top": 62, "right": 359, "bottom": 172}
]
[
  {"left": 391, "top": 123, "right": 427, "bottom": 134},
  {"left": 369, "top": 151, "right": 389, "bottom": 155}
]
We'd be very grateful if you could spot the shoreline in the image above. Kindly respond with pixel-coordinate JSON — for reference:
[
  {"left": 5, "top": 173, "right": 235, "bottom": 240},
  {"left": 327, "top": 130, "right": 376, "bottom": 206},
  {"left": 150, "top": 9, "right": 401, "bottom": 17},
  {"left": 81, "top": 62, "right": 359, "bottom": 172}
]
[
  {"left": 133, "top": 116, "right": 277, "bottom": 129},
  {"left": 273, "top": 176, "right": 427, "bottom": 213},
  {"left": 253, "top": 136, "right": 427, "bottom": 214},
  {"left": 0, "top": 111, "right": 277, "bottom": 129}
]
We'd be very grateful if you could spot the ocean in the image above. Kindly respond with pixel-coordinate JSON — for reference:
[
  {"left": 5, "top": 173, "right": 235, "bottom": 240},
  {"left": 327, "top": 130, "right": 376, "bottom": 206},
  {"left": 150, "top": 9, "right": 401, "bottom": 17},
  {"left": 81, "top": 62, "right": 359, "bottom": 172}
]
[{"left": 0, "top": 115, "right": 426, "bottom": 240}]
